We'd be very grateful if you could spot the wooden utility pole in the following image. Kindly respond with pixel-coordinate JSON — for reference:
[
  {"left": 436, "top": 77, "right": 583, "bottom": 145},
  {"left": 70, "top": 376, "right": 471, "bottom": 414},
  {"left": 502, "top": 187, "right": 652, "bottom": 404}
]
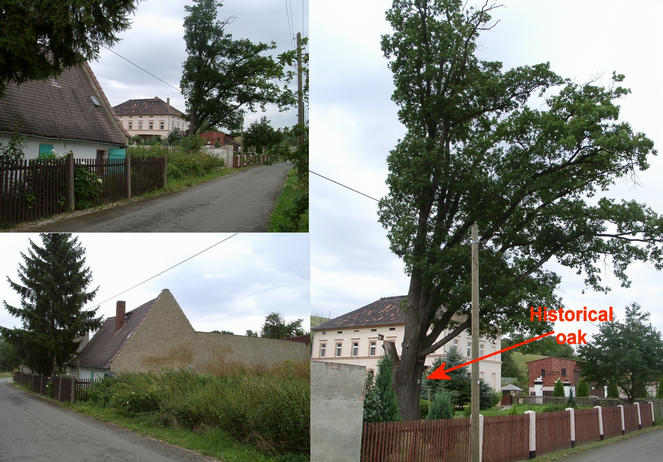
[
  {"left": 471, "top": 223, "right": 480, "bottom": 462},
  {"left": 296, "top": 32, "right": 304, "bottom": 149}
]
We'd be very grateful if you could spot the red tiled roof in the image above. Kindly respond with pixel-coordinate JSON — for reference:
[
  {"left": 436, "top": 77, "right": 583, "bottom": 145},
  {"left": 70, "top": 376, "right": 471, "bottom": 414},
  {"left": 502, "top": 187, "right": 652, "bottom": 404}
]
[
  {"left": 0, "top": 64, "right": 128, "bottom": 145},
  {"left": 113, "top": 97, "right": 185, "bottom": 117}
]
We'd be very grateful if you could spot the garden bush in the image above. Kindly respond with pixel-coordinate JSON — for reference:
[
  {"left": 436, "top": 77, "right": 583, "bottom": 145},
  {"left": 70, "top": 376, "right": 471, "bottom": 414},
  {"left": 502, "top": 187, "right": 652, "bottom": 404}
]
[{"left": 74, "top": 166, "right": 103, "bottom": 209}]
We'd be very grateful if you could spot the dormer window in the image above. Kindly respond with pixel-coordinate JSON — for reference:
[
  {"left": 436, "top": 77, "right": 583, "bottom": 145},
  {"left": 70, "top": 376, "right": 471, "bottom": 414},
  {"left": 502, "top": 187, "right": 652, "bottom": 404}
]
[
  {"left": 90, "top": 95, "right": 101, "bottom": 107},
  {"left": 50, "top": 78, "right": 61, "bottom": 88}
]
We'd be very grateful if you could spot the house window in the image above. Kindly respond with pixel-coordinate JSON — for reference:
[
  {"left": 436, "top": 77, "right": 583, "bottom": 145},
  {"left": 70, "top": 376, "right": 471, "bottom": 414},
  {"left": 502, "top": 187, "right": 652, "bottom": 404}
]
[
  {"left": 389, "top": 327, "right": 395, "bottom": 331},
  {"left": 38, "top": 144, "right": 53, "bottom": 158},
  {"left": 352, "top": 342, "right": 359, "bottom": 356},
  {"left": 319, "top": 343, "right": 326, "bottom": 358},
  {"left": 335, "top": 343, "right": 342, "bottom": 357},
  {"left": 160, "top": 121, "right": 165, "bottom": 130},
  {"left": 149, "top": 121, "right": 154, "bottom": 130},
  {"left": 369, "top": 341, "right": 376, "bottom": 356},
  {"left": 479, "top": 344, "right": 484, "bottom": 356},
  {"left": 561, "top": 368, "right": 566, "bottom": 377},
  {"left": 467, "top": 343, "right": 471, "bottom": 357},
  {"left": 541, "top": 369, "right": 546, "bottom": 377},
  {"left": 138, "top": 121, "right": 143, "bottom": 129},
  {"left": 128, "top": 121, "right": 133, "bottom": 129}
]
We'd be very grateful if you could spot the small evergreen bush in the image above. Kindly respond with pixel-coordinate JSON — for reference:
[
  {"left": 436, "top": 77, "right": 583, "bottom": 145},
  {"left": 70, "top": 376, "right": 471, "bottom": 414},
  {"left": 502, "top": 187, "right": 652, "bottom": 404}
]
[{"left": 427, "top": 389, "right": 453, "bottom": 420}]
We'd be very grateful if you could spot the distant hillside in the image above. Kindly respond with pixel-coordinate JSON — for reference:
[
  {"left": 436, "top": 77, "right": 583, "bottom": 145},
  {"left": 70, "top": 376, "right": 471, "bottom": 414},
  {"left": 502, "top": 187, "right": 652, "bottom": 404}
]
[
  {"left": 511, "top": 351, "right": 546, "bottom": 380},
  {"left": 310, "top": 315, "right": 330, "bottom": 328}
]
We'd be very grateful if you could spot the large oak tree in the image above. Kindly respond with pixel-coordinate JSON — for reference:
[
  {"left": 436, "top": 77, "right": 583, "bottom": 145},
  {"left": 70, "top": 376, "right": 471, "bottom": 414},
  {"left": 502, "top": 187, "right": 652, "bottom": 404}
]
[{"left": 379, "top": 0, "right": 663, "bottom": 419}]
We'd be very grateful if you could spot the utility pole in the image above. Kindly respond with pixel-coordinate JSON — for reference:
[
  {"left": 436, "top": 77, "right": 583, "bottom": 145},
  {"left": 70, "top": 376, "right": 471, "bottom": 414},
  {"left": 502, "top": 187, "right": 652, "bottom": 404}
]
[
  {"left": 296, "top": 32, "right": 304, "bottom": 150},
  {"left": 471, "top": 223, "right": 480, "bottom": 462}
]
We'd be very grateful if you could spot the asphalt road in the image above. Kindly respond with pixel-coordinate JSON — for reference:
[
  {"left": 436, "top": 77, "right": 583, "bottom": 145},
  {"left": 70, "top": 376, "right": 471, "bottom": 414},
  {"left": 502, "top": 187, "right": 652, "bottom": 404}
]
[
  {"left": 19, "top": 163, "right": 292, "bottom": 232},
  {"left": 0, "top": 378, "right": 214, "bottom": 461},
  {"left": 561, "top": 427, "right": 663, "bottom": 461}
]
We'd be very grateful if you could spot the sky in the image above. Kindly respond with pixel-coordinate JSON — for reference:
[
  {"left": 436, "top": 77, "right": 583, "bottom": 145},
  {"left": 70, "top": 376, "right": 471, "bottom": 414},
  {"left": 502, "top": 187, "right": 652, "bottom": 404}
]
[
  {"left": 89, "top": 0, "right": 307, "bottom": 131},
  {"left": 310, "top": 0, "right": 663, "bottom": 344},
  {"left": 0, "top": 233, "right": 310, "bottom": 336}
]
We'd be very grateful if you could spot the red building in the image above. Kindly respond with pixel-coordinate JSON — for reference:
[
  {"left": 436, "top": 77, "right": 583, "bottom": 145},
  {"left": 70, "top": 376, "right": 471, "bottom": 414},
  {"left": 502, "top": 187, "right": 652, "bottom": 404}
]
[
  {"left": 199, "top": 131, "right": 241, "bottom": 152},
  {"left": 527, "top": 357, "right": 580, "bottom": 395}
]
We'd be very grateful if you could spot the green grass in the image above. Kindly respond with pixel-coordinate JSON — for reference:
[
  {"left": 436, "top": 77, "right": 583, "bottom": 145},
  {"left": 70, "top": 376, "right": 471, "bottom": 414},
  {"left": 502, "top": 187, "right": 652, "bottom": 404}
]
[
  {"left": 0, "top": 371, "right": 12, "bottom": 378},
  {"left": 467, "top": 403, "right": 593, "bottom": 417},
  {"left": 267, "top": 169, "right": 308, "bottom": 232},
  {"left": 310, "top": 316, "right": 330, "bottom": 328},
  {"left": 511, "top": 351, "right": 546, "bottom": 378}
]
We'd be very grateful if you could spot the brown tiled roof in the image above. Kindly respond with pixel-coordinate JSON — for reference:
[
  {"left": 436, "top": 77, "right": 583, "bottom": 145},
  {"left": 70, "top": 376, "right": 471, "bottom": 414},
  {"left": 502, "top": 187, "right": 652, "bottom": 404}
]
[
  {"left": 0, "top": 64, "right": 128, "bottom": 145},
  {"left": 113, "top": 97, "right": 185, "bottom": 117},
  {"left": 74, "top": 297, "right": 157, "bottom": 370},
  {"left": 312, "top": 296, "right": 408, "bottom": 331}
]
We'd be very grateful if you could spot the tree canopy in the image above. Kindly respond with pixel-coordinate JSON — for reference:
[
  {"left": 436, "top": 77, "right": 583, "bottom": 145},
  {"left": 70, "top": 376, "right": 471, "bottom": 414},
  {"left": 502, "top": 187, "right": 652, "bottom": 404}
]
[
  {"left": 0, "top": 1, "right": 137, "bottom": 96},
  {"left": 260, "top": 312, "right": 305, "bottom": 339},
  {"left": 243, "top": 116, "right": 284, "bottom": 153},
  {"left": 379, "top": 0, "right": 662, "bottom": 420},
  {"left": 180, "top": 0, "right": 290, "bottom": 134},
  {"left": 578, "top": 303, "right": 663, "bottom": 402},
  {"left": 1, "top": 234, "right": 101, "bottom": 375}
]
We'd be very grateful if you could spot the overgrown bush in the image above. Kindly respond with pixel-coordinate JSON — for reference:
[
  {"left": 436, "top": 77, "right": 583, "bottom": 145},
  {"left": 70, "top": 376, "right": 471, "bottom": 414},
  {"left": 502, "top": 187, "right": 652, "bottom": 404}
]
[
  {"left": 74, "top": 166, "right": 103, "bottom": 209},
  {"left": 427, "top": 389, "right": 453, "bottom": 420},
  {"left": 83, "top": 367, "right": 309, "bottom": 456},
  {"left": 130, "top": 147, "right": 224, "bottom": 182}
]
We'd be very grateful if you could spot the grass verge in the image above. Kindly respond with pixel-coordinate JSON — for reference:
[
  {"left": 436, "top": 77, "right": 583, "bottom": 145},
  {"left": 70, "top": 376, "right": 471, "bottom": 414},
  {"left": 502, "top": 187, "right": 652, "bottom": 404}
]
[
  {"left": 267, "top": 168, "right": 308, "bottom": 232},
  {"left": 529, "top": 422, "right": 663, "bottom": 461},
  {"left": 0, "top": 371, "right": 11, "bottom": 378}
]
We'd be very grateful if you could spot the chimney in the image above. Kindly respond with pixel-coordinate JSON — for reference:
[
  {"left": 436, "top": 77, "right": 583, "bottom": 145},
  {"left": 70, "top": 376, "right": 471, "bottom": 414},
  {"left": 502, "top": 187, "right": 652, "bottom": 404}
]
[
  {"left": 167, "top": 97, "right": 170, "bottom": 107},
  {"left": 115, "top": 301, "right": 126, "bottom": 332}
]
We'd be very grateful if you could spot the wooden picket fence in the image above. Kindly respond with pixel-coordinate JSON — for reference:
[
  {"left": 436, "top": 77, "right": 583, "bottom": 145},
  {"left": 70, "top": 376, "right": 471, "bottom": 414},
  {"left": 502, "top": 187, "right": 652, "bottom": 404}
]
[
  {"left": 0, "top": 154, "right": 166, "bottom": 225},
  {"left": 12, "top": 371, "right": 99, "bottom": 403},
  {"left": 361, "top": 403, "right": 656, "bottom": 462}
]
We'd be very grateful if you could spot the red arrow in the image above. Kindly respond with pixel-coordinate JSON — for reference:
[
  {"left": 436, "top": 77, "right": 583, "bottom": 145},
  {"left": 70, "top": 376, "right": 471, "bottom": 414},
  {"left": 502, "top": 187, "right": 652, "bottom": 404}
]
[{"left": 427, "top": 331, "right": 555, "bottom": 380}]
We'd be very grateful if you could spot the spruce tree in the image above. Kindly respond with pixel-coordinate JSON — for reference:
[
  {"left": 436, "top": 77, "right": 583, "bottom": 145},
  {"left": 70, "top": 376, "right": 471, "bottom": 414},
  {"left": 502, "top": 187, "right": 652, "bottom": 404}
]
[
  {"left": 577, "top": 379, "right": 589, "bottom": 398},
  {"left": 553, "top": 379, "right": 565, "bottom": 397},
  {"left": 1, "top": 234, "right": 101, "bottom": 376}
]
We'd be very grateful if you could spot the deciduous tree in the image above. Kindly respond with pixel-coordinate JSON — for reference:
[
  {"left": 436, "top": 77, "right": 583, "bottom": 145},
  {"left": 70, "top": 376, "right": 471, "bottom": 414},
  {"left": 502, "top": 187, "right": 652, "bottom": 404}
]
[
  {"left": 260, "top": 312, "right": 305, "bottom": 339},
  {"left": 1, "top": 234, "right": 101, "bottom": 376},
  {"left": 181, "top": 0, "right": 289, "bottom": 134},
  {"left": 578, "top": 303, "right": 663, "bottom": 402},
  {"left": 0, "top": 1, "right": 137, "bottom": 96},
  {"left": 243, "top": 116, "right": 284, "bottom": 153},
  {"left": 379, "top": 0, "right": 663, "bottom": 419}
]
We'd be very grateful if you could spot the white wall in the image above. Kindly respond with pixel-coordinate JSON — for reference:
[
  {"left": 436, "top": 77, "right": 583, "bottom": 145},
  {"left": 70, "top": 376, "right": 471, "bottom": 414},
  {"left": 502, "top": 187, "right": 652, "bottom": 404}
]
[
  {"left": 312, "top": 324, "right": 502, "bottom": 391},
  {"left": 0, "top": 134, "right": 124, "bottom": 160}
]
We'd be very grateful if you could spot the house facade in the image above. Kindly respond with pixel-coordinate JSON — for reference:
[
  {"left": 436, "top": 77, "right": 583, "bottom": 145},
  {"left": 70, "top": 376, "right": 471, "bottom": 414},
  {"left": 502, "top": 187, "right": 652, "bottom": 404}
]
[
  {"left": 311, "top": 296, "right": 502, "bottom": 391},
  {"left": 527, "top": 357, "right": 581, "bottom": 395},
  {"left": 200, "top": 131, "right": 241, "bottom": 152},
  {"left": 113, "top": 97, "right": 189, "bottom": 139},
  {"left": 0, "top": 63, "right": 128, "bottom": 160},
  {"left": 70, "top": 289, "right": 308, "bottom": 380}
]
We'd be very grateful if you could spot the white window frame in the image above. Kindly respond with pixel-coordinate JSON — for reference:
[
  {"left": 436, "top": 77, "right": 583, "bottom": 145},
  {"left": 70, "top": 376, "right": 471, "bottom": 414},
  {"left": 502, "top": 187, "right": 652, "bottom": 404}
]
[
  {"left": 335, "top": 342, "right": 342, "bottom": 357},
  {"left": 369, "top": 341, "right": 376, "bottom": 356},
  {"left": 352, "top": 342, "right": 359, "bottom": 356},
  {"left": 319, "top": 343, "right": 326, "bottom": 358}
]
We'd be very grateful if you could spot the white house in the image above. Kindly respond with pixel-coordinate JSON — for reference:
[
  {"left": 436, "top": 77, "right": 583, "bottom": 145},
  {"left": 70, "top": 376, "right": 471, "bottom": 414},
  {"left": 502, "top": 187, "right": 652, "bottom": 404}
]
[
  {"left": 113, "top": 97, "right": 189, "bottom": 139},
  {"left": 0, "top": 63, "right": 128, "bottom": 160},
  {"left": 311, "top": 295, "right": 502, "bottom": 391}
]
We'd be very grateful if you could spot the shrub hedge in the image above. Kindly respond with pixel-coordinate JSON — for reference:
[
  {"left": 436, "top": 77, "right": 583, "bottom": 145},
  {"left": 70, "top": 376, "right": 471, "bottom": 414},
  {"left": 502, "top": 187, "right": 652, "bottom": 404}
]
[
  {"left": 86, "top": 365, "right": 309, "bottom": 456},
  {"left": 129, "top": 147, "right": 224, "bottom": 181}
]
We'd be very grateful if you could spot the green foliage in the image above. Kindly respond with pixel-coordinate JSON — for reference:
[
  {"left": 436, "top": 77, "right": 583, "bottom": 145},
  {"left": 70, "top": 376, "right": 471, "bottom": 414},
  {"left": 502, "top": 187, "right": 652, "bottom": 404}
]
[
  {"left": 501, "top": 350, "right": 522, "bottom": 381},
  {"left": 0, "top": 335, "right": 19, "bottom": 371},
  {"left": 0, "top": 1, "right": 137, "bottom": 96},
  {"left": 166, "top": 127, "right": 184, "bottom": 146},
  {"left": 181, "top": 0, "right": 289, "bottom": 134},
  {"left": 130, "top": 147, "right": 224, "bottom": 182},
  {"left": 379, "top": 0, "right": 661, "bottom": 419},
  {"left": 607, "top": 381, "right": 619, "bottom": 399},
  {"left": 74, "top": 166, "right": 103, "bottom": 209},
  {"left": 658, "top": 378, "right": 663, "bottom": 398},
  {"left": 1, "top": 234, "right": 101, "bottom": 375},
  {"left": 260, "top": 313, "right": 305, "bottom": 340},
  {"left": 553, "top": 379, "right": 565, "bottom": 397},
  {"left": 0, "top": 132, "right": 25, "bottom": 163},
  {"left": 566, "top": 389, "right": 577, "bottom": 408},
  {"left": 427, "top": 388, "right": 453, "bottom": 420},
  {"left": 542, "top": 404, "right": 567, "bottom": 413},
  {"left": 85, "top": 368, "right": 309, "bottom": 456},
  {"left": 578, "top": 303, "right": 663, "bottom": 402},
  {"left": 577, "top": 379, "right": 589, "bottom": 398},
  {"left": 244, "top": 117, "right": 284, "bottom": 153},
  {"left": 419, "top": 399, "right": 430, "bottom": 418},
  {"left": 268, "top": 169, "right": 308, "bottom": 232},
  {"left": 364, "top": 356, "right": 401, "bottom": 422},
  {"left": 503, "top": 335, "right": 575, "bottom": 359},
  {"left": 180, "top": 134, "right": 206, "bottom": 153},
  {"left": 245, "top": 330, "right": 259, "bottom": 337}
]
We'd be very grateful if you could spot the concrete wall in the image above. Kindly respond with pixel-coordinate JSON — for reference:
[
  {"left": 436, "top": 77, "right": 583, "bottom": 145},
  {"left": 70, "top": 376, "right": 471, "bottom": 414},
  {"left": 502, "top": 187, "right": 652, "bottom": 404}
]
[
  {"left": 111, "top": 289, "right": 308, "bottom": 374},
  {"left": 202, "top": 145, "right": 234, "bottom": 167},
  {"left": 311, "top": 362, "right": 366, "bottom": 462},
  {"left": 0, "top": 134, "right": 124, "bottom": 160}
]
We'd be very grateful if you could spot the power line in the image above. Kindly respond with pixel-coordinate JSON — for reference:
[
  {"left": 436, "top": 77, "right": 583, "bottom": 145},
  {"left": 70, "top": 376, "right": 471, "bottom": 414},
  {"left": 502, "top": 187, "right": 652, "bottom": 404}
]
[
  {"left": 102, "top": 46, "right": 181, "bottom": 93},
  {"left": 309, "top": 169, "right": 380, "bottom": 202},
  {"left": 91, "top": 234, "right": 238, "bottom": 309},
  {"left": 284, "top": 0, "right": 294, "bottom": 48}
]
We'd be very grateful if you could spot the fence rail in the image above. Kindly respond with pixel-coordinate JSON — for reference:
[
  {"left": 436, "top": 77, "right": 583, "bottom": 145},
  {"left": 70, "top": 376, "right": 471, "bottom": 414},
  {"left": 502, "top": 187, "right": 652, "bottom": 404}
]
[
  {"left": 12, "top": 371, "right": 98, "bottom": 403},
  {"left": 361, "top": 403, "right": 655, "bottom": 462},
  {"left": 0, "top": 153, "right": 166, "bottom": 225}
]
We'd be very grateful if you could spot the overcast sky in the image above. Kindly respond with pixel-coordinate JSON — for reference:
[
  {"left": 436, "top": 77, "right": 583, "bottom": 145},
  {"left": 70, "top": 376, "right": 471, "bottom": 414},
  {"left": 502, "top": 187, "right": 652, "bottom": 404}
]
[
  {"left": 310, "top": 0, "right": 663, "bottom": 343},
  {"left": 0, "top": 233, "right": 310, "bottom": 336},
  {"left": 90, "top": 0, "right": 307, "bottom": 131}
]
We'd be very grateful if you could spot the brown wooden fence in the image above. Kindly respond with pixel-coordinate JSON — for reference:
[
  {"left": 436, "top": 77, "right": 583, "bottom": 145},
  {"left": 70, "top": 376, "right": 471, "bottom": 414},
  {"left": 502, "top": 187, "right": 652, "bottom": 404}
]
[
  {"left": 12, "top": 371, "right": 98, "bottom": 403},
  {"left": 361, "top": 404, "right": 655, "bottom": 462},
  {"left": 0, "top": 158, "right": 68, "bottom": 224},
  {"left": 0, "top": 153, "right": 166, "bottom": 225}
]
